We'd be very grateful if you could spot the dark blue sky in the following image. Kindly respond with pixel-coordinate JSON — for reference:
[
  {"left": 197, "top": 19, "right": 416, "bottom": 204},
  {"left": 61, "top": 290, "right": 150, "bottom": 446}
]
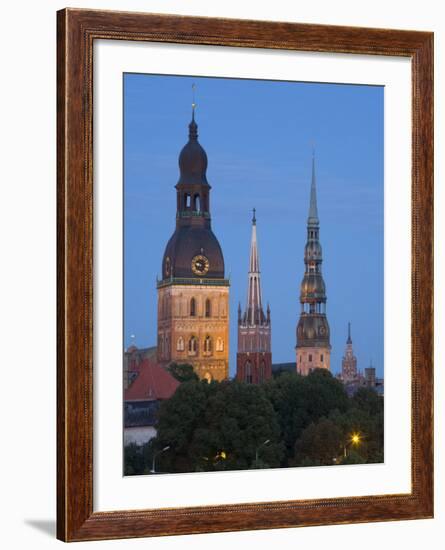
[{"left": 124, "top": 73, "right": 384, "bottom": 378}]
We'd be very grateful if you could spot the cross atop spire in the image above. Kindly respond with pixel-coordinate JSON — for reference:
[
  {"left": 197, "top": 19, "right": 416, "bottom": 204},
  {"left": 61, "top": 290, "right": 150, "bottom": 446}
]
[
  {"left": 252, "top": 207, "right": 256, "bottom": 225},
  {"left": 308, "top": 152, "right": 319, "bottom": 225}
]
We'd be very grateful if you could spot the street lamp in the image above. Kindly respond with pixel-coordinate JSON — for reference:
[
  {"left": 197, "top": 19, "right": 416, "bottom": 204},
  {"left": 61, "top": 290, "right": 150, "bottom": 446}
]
[
  {"left": 343, "top": 432, "right": 362, "bottom": 458},
  {"left": 255, "top": 439, "right": 270, "bottom": 467},
  {"left": 151, "top": 445, "right": 170, "bottom": 473}
]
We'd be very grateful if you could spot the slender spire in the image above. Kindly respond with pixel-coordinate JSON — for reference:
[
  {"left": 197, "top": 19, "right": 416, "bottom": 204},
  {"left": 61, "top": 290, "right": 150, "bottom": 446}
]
[
  {"left": 246, "top": 211, "right": 263, "bottom": 325},
  {"left": 192, "top": 83, "right": 196, "bottom": 112},
  {"left": 347, "top": 322, "right": 352, "bottom": 344},
  {"left": 189, "top": 83, "right": 198, "bottom": 139},
  {"left": 249, "top": 211, "right": 260, "bottom": 275},
  {"left": 308, "top": 151, "right": 319, "bottom": 225}
]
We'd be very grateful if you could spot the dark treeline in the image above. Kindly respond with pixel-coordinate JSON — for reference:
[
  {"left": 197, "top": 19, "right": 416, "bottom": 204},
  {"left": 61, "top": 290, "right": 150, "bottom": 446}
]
[{"left": 124, "top": 369, "right": 383, "bottom": 475}]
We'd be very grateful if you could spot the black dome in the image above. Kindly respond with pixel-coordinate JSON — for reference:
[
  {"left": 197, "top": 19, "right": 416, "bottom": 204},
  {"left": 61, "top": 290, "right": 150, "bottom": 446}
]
[
  {"left": 162, "top": 226, "right": 225, "bottom": 279},
  {"left": 177, "top": 117, "right": 209, "bottom": 186}
]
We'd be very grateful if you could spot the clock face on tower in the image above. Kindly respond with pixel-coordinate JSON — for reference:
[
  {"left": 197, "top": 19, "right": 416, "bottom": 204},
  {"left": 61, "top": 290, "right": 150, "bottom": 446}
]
[{"left": 191, "top": 254, "right": 210, "bottom": 276}]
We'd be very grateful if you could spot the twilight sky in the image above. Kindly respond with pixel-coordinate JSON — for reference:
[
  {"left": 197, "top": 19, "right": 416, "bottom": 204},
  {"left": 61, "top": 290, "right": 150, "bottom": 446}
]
[{"left": 123, "top": 73, "right": 384, "bottom": 378}]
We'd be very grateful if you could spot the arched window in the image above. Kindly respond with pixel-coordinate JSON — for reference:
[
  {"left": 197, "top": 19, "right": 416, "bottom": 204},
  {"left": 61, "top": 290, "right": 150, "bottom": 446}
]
[
  {"left": 177, "top": 336, "right": 185, "bottom": 352},
  {"left": 185, "top": 193, "right": 191, "bottom": 208},
  {"left": 309, "top": 354, "right": 313, "bottom": 362},
  {"left": 188, "top": 336, "right": 197, "bottom": 354},
  {"left": 190, "top": 297, "right": 196, "bottom": 317},
  {"left": 216, "top": 337, "right": 224, "bottom": 352},
  {"left": 205, "top": 298, "right": 211, "bottom": 318},
  {"left": 245, "top": 361, "right": 252, "bottom": 384},
  {"left": 259, "top": 360, "right": 266, "bottom": 383},
  {"left": 194, "top": 194, "right": 201, "bottom": 212},
  {"left": 204, "top": 335, "right": 212, "bottom": 353}
]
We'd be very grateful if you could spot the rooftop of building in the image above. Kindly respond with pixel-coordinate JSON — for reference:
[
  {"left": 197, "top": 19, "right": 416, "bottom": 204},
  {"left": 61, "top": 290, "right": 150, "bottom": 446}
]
[{"left": 125, "top": 358, "right": 180, "bottom": 402}]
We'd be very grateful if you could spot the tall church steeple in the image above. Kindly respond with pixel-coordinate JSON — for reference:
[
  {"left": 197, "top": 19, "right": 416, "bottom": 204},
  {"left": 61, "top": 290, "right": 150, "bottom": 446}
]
[
  {"left": 237, "top": 211, "right": 272, "bottom": 384},
  {"left": 296, "top": 154, "right": 331, "bottom": 375},
  {"left": 245, "top": 208, "right": 264, "bottom": 325},
  {"left": 157, "top": 100, "right": 230, "bottom": 382}
]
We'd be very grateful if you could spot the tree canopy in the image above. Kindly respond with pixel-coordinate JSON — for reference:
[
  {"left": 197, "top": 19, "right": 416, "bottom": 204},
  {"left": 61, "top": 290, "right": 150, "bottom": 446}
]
[
  {"left": 153, "top": 380, "right": 284, "bottom": 473},
  {"left": 124, "top": 369, "right": 383, "bottom": 475},
  {"left": 167, "top": 362, "right": 199, "bottom": 383}
]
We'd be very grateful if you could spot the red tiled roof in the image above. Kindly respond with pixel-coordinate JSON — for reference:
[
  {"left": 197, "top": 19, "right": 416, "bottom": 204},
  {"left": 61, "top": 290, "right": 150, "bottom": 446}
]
[{"left": 125, "top": 359, "right": 179, "bottom": 401}]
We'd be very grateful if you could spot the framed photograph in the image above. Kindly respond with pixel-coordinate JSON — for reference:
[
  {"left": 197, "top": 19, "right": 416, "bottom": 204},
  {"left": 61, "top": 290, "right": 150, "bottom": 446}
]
[{"left": 57, "top": 8, "right": 433, "bottom": 542}]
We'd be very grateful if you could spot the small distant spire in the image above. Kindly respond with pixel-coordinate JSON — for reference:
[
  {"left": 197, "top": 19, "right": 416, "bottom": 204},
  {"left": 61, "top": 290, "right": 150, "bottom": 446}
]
[
  {"left": 347, "top": 322, "right": 352, "bottom": 344},
  {"left": 308, "top": 152, "right": 319, "bottom": 225},
  {"left": 252, "top": 207, "right": 256, "bottom": 225}
]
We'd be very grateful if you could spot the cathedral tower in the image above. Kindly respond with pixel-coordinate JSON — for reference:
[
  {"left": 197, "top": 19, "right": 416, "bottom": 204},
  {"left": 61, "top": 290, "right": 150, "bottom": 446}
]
[
  {"left": 296, "top": 155, "right": 331, "bottom": 374},
  {"left": 341, "top": 322, "right": 358, "bottom": 382},
  {"left": 157, "top": 106, "right": 229, "bottom": 382},
  {"left": 236, "top": 210, "right": 272, "bottom": 384}
]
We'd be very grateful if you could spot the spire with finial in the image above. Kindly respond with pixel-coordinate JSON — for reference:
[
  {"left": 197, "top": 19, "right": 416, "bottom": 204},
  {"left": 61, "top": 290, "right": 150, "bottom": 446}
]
[
  {"left": 192, "top": 82, "right": 196, "bottom": 112},
  {"left": 347, "top": 322, "right": 352, "bottom": 344},
  {"left": 308, "top": 149, "right": 319, "bottom": 225},
  {"left": 237, "top": 211, "right": 272, "bottom": 382},
  {"left": 188, "top": 82, "right": 198, "bottom": 139},
  {"left": 241, "top": 210, "right": 268, "bottom": 326},
  {"left": 177, "top": 82, "right": 208, "bottom": 187}
]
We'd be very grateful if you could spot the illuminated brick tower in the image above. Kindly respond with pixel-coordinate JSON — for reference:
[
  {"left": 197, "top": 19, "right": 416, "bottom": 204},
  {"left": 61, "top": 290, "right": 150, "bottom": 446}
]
[
  {"left": 341, "top": 322, "right": 358, "bottom": 382},
  {"left": 296, "top": 154, "right": 331, "bottom": 374},
  {"left": 157, "top": 105, "right": 229, "bottom": 382},
  {"left": 236, "top": 210, "right": 272, "bottom": 384}
]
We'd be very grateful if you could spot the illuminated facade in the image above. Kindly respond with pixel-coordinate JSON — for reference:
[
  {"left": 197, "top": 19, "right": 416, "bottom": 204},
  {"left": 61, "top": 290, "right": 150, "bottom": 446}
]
[{"left": 157, "top": 109, "right": 229, "bottom": 381}]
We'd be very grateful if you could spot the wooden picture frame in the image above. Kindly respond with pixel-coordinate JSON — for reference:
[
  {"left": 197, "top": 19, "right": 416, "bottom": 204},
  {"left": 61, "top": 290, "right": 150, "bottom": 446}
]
[{"left": 57, "top": 8, "right": 433, "bottom": 542}]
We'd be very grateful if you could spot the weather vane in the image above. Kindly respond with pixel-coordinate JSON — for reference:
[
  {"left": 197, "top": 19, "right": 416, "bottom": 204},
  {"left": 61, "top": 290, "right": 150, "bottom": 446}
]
[{"left": 192, "top": 83, "right": 197, "bottom": 112}]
